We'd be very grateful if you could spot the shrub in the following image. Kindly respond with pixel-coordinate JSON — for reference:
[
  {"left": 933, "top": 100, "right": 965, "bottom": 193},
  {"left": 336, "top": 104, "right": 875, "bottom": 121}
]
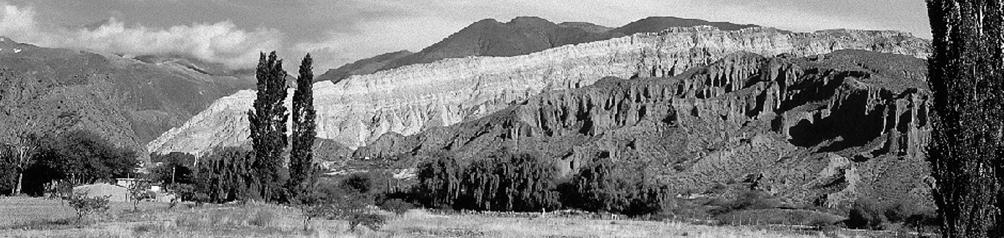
[
  {"left": 65, "top": 191, "right": 111, "bottom": 223},
  {"left": 348, "top": 213, "right": 386, "bottom": 231},
  {"left": 342, "top": 173, "right": 372, "bottom": 194},
  {"left": 128, "top": 181, "right": 152, "bottom": 211},
  {"left": 846, "top": 198, "right": 884, "bottom": 229},
  {"left": 295, "top": 178, "right": 387, "bottom": 231},
  {"left": 728, "top": 190, "right": 781, "bottom": 211},
  {"left": 379, "top": 198, "right": 414, "bottom": 216}
]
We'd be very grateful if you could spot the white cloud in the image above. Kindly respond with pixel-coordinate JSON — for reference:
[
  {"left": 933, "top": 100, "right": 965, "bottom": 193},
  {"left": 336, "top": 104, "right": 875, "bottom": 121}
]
[{"left": 0, "top": 3, "right": 282, "bottom": 69}]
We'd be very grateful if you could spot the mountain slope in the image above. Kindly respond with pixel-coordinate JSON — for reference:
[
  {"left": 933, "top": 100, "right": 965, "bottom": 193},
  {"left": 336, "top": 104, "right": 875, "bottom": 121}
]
[
  {"left": 380, "top": 16, "right": 620, "bottom": 71},
  {"left": 315, "top": 50, "right": 412, "bottom": 83},
  {"left": 322, "top": 16, "right": 759, "bottom": 82},
  {"left": 0, "top": 37, "right": 253, "bottom": 155},
  {"left": 611, "top": 16, "right": 759, "bottom": 35},
  {"left": 147, "top": 26, "right": 930, "bottom": 156}
]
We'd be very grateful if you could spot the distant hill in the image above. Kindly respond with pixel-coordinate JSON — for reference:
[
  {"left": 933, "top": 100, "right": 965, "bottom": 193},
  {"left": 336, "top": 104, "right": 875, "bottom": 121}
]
[
  {"left": 0, "top": 37, "right": 253, "bottom": 156},
  {"left": 322, "top": 16, "right": 758, "bottom": 83},
  {"left": 610, "top": 16, "right": 758, "bottom": 35},
  {"left": 316, "top": 50, "right": 412, "bottom": 83},
  {"left": 380, "top": 16, "right": 620, "bottom": 70},
  {"left": 558, "top": 22, "right": 614, "bottom": 33}
]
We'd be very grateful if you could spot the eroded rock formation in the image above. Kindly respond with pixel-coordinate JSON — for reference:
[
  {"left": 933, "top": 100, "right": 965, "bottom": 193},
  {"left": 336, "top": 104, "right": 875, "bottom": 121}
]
[
  {"left": 354, "top": 50, "right": 933, "bottom": 211},
  {"left": 148, "top": 27, "right": 930, "bottom": 156}
]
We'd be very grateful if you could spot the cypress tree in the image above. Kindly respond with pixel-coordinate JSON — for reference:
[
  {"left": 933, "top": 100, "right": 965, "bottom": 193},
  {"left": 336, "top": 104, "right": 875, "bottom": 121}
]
[
  {"left": 247, "top": 52, "right": 289, "bottom": 202},
  {"left": 927, "top": 0, "right": 1004, "bottom": 236},
  {"left": 288, "top": 54, "right": 317, "bottom": 197}
]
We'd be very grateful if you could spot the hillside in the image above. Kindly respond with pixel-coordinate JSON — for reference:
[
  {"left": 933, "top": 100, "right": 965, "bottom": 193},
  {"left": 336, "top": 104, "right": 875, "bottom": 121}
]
[
  {"left": 147, "top": 26, "right": 931, "bottom": 156},
  {"left": 378, "top": 16, "right": 621, "bottom": 71},
  {"left": 610, "top": 16, "right": 759, "bottom": 35},
  {"left": 355, "top": 50, "right": 934, "bottom": 214},
  {"left": 315, "top": 50, "right": 412, "bottom": 83},
  {"left": 321, "top": 16, "right": 758, "bottom": 82},
  {"left": 0, "top": 37, "right": 253, "bottom": 155}
]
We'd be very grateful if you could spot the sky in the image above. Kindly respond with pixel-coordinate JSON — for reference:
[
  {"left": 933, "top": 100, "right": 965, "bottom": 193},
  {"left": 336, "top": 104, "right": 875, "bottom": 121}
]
[{"left": 0, "top": 0, "right": 931, "bottom": 71}]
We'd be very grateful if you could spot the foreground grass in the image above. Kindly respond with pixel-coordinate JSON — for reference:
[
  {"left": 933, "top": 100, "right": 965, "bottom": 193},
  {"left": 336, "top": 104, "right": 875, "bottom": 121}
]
[{"left": 0, "top": 197, "right": 889, "bottom": 237}]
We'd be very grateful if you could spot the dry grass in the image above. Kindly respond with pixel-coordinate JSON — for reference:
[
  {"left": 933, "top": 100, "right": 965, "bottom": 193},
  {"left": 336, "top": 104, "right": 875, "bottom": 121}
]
[
  {"left": 0, "top": 196, "right": 168, "bottom": 229},
  {"left": 377, "top": 210, "right": 830, "bottom": 238},
  {"left": 0, "top": 197, "right": 868, "bottom": 237}
]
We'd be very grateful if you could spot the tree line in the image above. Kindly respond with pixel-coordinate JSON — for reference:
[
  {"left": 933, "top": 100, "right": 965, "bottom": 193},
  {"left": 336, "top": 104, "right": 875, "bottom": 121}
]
[
  {"left": 0, "top": 130, "right": 139, "bottom": 196},
  {"left": 412, "top": 151, "right": 670, "bottom": 217}
]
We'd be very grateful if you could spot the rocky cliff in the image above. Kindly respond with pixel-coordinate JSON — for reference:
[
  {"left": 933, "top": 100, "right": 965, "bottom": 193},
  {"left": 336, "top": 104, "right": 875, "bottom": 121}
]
[
  {"left": 354, "top": 50, "right": 933, "bottom": 211},
  {"left": 147, "top": 26, "right": 930, "bottom": 156}
]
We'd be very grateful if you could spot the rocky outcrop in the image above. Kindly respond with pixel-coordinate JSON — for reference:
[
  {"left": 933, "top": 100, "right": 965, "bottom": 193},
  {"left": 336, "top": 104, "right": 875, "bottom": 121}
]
[
  {"left": 353, "top": 50, "right": 932, "bottom": 210},
  {"left": 148, "top": 27, "right": 930, "bottom": 156}
]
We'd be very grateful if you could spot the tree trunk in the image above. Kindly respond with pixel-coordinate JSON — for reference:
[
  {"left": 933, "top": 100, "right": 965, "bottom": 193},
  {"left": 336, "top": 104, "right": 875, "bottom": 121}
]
[
  {"left": 927, "top": 0, "right": 1004, "bottom": 237},
  {"left": 14, "top": 172, "right": 22, "bottom": 195}
]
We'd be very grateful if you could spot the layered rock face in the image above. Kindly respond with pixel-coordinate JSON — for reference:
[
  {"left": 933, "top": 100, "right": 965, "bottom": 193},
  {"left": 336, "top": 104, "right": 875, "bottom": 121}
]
[
  {"left": 147, "top": 27, "right": 930, "bottom": 156},
  {"left": 355, "top": 50, "right": 933, "bottom": 211}
]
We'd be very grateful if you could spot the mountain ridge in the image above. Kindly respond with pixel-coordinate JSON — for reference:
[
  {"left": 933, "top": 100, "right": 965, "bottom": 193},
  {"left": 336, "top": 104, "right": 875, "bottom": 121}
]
[
  {"left": 318, "top": 16, "right": 759, "bottom": 82},
  {"left": 148, "top": 26, "right": 931, "bottom": 156}
]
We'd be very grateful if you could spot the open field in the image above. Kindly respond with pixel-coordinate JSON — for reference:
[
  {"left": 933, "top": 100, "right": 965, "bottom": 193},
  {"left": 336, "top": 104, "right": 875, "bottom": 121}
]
[{"left": 0, "top": 197, "right": 920, "bottom": 238}]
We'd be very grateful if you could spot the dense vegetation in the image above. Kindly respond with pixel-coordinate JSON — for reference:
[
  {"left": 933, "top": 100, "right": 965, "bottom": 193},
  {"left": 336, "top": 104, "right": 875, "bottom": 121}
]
[
  {"left": 927, "top": 0, "right": 1004, "bottom": 237},
  {"left": 0, "top": 130, "right": 139, "bottom": 196},
  {"left": 412, "top": 151, "right": 668, "bottom": 216}
]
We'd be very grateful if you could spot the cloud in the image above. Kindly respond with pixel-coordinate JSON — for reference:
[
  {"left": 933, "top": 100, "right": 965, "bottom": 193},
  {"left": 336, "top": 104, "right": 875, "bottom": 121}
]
[
  {"left": 0, "top": 3, "right": 282, "bottom": 69},
  {"left": 0, "top": 0, "right": 931, "bottom": 72}
]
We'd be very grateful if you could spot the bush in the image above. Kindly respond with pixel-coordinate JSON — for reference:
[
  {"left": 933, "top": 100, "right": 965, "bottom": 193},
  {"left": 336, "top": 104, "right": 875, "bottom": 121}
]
[
  {"left": 847, "top": 198, "right": 884, "bottom": 229},
  {"left": 295, "top": 178, "right": 387, "bottom": 231},
  {"left": 379, "top": 198, "right": 414, "bottom": 216},
  {"left": 348, "top": 213, "right": 386, "bottom": 231},
  {"left": 65, "top": 191, "right": 111, "bottom": 223},
  {"left": 342, "top": 173, "right": 372, "bottom": 194}
]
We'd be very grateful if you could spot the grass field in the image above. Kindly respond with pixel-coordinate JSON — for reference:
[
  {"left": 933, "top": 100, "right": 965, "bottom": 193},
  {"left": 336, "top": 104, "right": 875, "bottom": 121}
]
[{"left": 0, "top": 196, "right": 905, "bottom": 237}]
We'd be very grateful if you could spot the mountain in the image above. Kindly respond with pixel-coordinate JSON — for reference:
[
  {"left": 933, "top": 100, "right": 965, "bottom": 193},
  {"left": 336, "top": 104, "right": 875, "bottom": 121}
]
[
  {"left": 321, "top": 16, "right": 759, "bottom": 83},
  {"left": 354, "top": 49, "right": 933, "bottom": 214},
  {"left": 0, "top": 37, "right": 254, "bottom": 156},
  {"left": 147, "top": 26, "right": 930, "bottom": 156},
  {"left": 610, "top": 16, "right": 759, "bottom": 35},
  {"left": 558, "top": 22, "right": 614, "bottom": 33},
  {"left": 379, "top": 16, "right": 620, "bottom": 71},
  {"left": 315, "top": 50, "right": 412, "bottom": 83}
]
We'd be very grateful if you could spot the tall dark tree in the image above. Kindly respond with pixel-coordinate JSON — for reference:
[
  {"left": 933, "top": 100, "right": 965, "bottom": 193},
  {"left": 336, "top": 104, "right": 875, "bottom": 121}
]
[
  {"left": 247, "top": 52, "right": 289, "bottom": 202},
  {"left": 288, "top": 54, "right": 317, "bottom": 197},
  {"left": 416, "top": 156, "right": 463, "bottom": 208},
  {"left": 927, "top": 0, "right": 1004, "bottom": 236}
]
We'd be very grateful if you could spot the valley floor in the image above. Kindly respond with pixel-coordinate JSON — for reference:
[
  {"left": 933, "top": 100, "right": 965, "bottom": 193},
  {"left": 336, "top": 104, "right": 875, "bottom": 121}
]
[{"left": 0, "top": 197, "right": 904, "bottom": 238}]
